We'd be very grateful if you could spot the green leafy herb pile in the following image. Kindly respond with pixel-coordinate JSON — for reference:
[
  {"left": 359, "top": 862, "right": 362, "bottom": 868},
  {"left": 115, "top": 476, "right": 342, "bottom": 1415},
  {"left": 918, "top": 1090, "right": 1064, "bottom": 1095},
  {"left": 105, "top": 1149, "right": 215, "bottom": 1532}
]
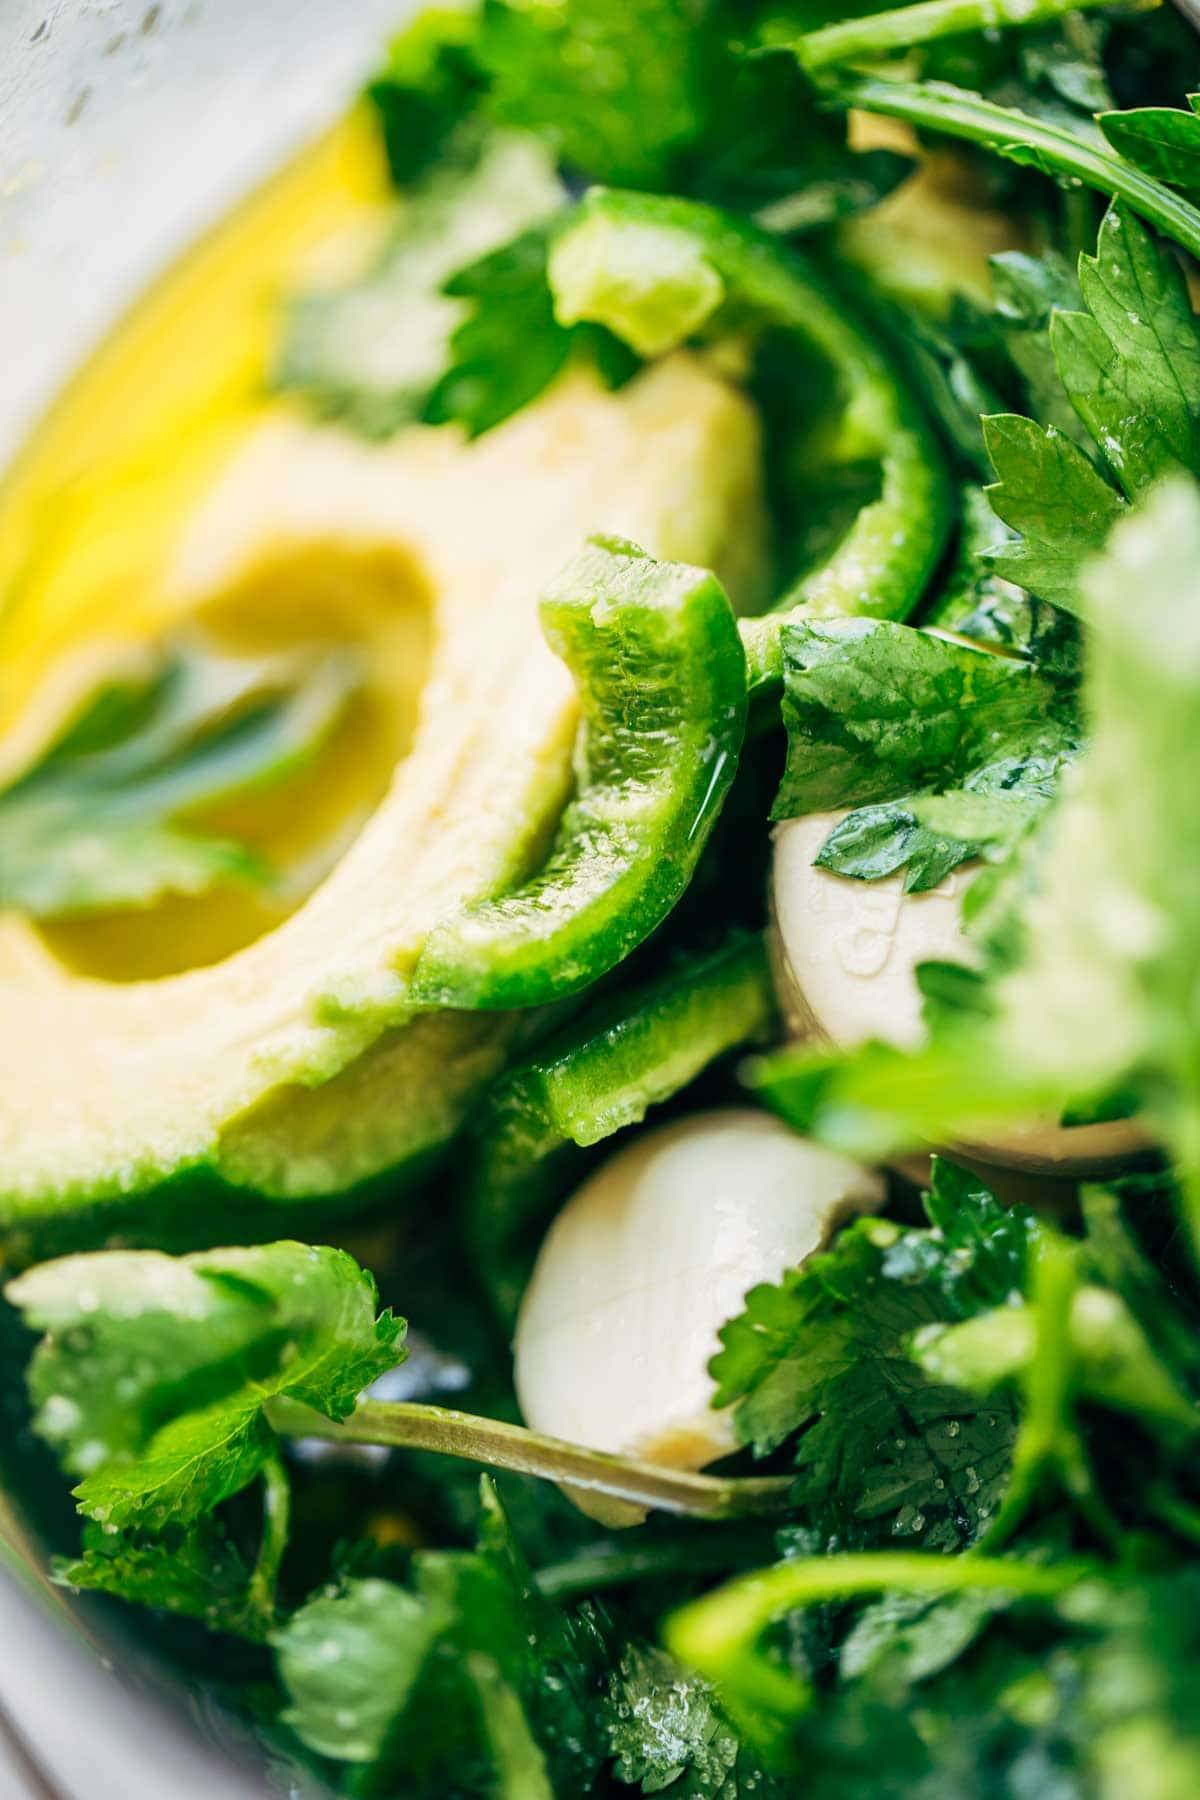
[{"left": 7, "top": 1, "right": 1200, "bottom": 1796}]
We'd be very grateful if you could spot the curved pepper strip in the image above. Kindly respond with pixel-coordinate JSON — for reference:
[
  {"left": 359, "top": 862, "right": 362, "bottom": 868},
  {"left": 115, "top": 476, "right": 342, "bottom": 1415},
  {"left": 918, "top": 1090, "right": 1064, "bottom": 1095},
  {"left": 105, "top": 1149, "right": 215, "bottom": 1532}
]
[
  {"left": 463, "top": 931, "right": 776, "bottom": 1327},
  {"left": 411, "top": 537, "right": 747, "bottom": 1010},
  {"left": 549, "top": 189, "right": 953, "bottom": 690}
]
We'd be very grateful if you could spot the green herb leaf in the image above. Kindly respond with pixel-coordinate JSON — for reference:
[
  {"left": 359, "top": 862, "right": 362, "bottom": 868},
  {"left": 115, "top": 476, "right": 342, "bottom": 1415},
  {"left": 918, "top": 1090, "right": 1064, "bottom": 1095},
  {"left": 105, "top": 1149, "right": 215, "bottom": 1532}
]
[
  {"left": 1100, "top": 99, "right": 1200, "bottom": 197},
  {"left": 478, "top": 0, "right": 710, "bottom": 188},
  {"left": 54, "top": 1516, "right": 271, "bottom": 1641},
  {"left": 425, "top": 223, "right": 637, "bottom": 438},
  {"left": 365, "top": 4, "right": 485, "bottom": 186},
  {"left": 774, "top": 615, "right": 1078, "bottom": 889},
  {"left": 6, "top": 1241, "right": 403, "bottom": 1530},
  {"left": 989, "top": 248, "right": 1091, "bottom": 450},
  {"left": 1049, "top": 202, "right": 1200, "bottom": 498},
  {"left": 605, "top": 1641, "right": 785, "bottom": 1799},
  {"left": 709, "top": 1162, "right": 1028, "bottom": 1551},
  {"left": 273, "top": 131, "right": 564, "bottom": 437},
  {"left": 0, "top": 643, "right": 357, "bottom": 919},
  {"left": 982, "top": 412, "right": 1125, "bottom": 611},
  {"left": 275, "top": 1478, "right": 608, "bottom": 1796},
  {"left": 926, "top": 486, "right": 1082, "bottom": 678},
  {"left": 973, "top": 206, "right": 1200, "bottom": 609}
]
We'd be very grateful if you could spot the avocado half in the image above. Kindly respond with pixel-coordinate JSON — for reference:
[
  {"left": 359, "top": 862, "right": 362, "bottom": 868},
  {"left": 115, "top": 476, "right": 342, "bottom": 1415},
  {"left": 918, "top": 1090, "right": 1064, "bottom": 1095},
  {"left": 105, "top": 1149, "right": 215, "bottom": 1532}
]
[{"left": 0, "top": 355, "right": 767, "bottom": 1247}]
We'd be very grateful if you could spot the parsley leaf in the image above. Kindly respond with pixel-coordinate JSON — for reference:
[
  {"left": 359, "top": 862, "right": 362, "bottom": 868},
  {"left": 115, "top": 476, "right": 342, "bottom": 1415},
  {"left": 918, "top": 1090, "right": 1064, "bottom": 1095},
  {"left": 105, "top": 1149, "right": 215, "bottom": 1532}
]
[
  {"left": 424, "top": 223, "right": 637, "bottom": 438},
  {"left": 0, "top": 642, "right": 357, "bottom": 919},
  {"left": 605, "top": 1641, "right": 786, "bottom": 1799},
  {"left": 365, "top": 4, "right": 485, "bottom": 186},
  {"left": 1100, "top": 97, "right": 1200, "bottom": 198},
  {"left": 479, "top": 0, "right": 709, "bottom": 189},
  {"left": 709, "top": 1161, "right": 1028, "bottom": 1552},
  {"left": 55, "top": 1516, "right": 272, "bottom": 1641},
  {"left": 753, "top": 480, "right": 1200, "bottom": 1215},
  {"left": 688, "top": 45, "right": 911, "bottom": 233},
  {"left": 982, "top": 191, "right": 1200, "bottom": 604},
  {"left": 774, "top": 615, "right": 1078, "bottom": 890},
  {"left": 273, "top": 131, "right": 564, "bottom": 437},
  {"left": 6, "top": 1241, "right": 403, "bottom": 1530},
  {"left": 982, "top": 412, "right": 1126, "bottom": 612},
  {"left": 1049, "top": 200, "right": 1200, "bottom": 498},
  {"left": 275, "top": 1478, "right": 608, "bottom": 1797},
  {"left": 926, "top": 486, "right": 1081, "bottom": 677}
]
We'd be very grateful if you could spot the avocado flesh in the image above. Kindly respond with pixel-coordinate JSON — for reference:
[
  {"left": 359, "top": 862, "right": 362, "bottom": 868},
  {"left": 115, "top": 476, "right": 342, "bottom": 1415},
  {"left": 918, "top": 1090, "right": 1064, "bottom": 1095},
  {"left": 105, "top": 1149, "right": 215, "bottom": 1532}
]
[{"left": 0, "top": 353, "right": 767, "bottom": 1220}]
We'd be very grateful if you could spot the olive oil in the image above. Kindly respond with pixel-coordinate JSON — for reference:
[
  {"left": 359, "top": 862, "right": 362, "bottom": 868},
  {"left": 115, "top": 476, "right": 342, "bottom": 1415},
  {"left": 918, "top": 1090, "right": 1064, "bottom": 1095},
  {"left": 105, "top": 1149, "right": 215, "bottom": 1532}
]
[{"left": 0, "top": 110, "right": 432, "bottom": 979}]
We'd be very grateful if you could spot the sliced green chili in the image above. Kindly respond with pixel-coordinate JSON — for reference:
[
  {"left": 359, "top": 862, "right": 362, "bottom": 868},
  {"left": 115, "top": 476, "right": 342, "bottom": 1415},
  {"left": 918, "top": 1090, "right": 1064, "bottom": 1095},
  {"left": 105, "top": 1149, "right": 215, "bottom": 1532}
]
[
  {"left": 411, "top": 538, "right": 747, "bottom": 1011},
  {"left": 549, "top": 189, "right": 953, "bottom": 689}
]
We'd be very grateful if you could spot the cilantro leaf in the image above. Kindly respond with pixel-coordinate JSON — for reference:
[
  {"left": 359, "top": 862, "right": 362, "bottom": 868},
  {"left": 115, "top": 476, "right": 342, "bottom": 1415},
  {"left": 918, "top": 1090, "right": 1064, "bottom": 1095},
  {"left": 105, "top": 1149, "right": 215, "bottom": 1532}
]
[
  {"left": 1100, "top": 99, "right": 1200, "bottom": 198},
  {"left": 0, "top": 642, "right": 357, "bottom": 919},
  {"left": 605, "top": 1642, "right": 786, "bottom": 1799},
  {"left": 273, "top": 131, "right": 564, "bottom": 437},
  {"left": 709, "top": 1161, "right": 1027, "bottom": 1551},
  {"left": 55, "top": 1516, "right": 272, "bottom": 1641},
  {"left": 6, "top": 1241, "right": 403, "bottom": 1530},
  {"left": 275, "top": 1479, "right": 608, "bottom": 1797},
  {"left": 774, "top": 615, "right": 1078, "bottom": 890}
]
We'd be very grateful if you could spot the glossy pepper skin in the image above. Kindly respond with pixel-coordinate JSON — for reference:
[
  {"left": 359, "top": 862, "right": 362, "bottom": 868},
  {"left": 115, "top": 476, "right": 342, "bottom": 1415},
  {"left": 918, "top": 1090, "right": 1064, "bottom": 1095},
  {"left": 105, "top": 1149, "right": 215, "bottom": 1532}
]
[
  {"left": 411, "top": 537, "right": 748, "bottom": 1010},
  {"left": 464, "top": 931, "right": 776, "bottom": 1326},
  {"left": 550, "top": 189, "right": 954, "bottom": 689}
]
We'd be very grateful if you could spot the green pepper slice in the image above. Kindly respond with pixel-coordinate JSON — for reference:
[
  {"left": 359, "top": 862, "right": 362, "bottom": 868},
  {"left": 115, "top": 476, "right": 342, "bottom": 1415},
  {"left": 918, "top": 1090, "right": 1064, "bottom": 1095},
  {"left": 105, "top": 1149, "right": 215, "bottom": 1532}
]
[
  {"left": 464, "top": 931, "right": 776, "bottom": 1327},
  {"left": 411, "top": 537, "right": 747, "bottom": 1011},
  {"left": 549, "top": 189, "right": 953, "bottom": 688}
]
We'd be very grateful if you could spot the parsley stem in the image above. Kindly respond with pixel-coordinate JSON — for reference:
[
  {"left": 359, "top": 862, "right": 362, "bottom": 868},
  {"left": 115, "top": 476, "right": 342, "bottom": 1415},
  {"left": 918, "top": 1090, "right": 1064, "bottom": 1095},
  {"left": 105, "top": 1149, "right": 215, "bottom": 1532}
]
[
  {"left": 247, "top": 1451, "right": 291, "bottom": 1624},
  {"left": 666, "top": 1549, "right": 1103, "bottom": 1707},
  {"left": 831, "top": 76, "right": 1200, "bottom": 261},
  {"left": 979, "top": 1237, "right": 1124, "bottom": 1555},
  {"left": 264, "top": 1397, "right": 795, "bottom": 1522},
  {"left": 794, "top": 0, "right": 1113, "bottom": 73}
]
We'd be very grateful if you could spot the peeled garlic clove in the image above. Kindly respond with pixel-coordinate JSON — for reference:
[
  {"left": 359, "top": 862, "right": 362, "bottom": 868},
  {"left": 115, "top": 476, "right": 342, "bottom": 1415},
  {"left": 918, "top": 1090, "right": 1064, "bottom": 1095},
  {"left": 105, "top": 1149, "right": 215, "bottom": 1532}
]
[
  {"left": 771, "top": 808, "right": 975, "bottom": 1052},
  {"left": 770, "top": 809, "right": 1146, "bottom": 1176},
  {"left": 513, "top": 1107, "right": 884, "bottom": 1524}
]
